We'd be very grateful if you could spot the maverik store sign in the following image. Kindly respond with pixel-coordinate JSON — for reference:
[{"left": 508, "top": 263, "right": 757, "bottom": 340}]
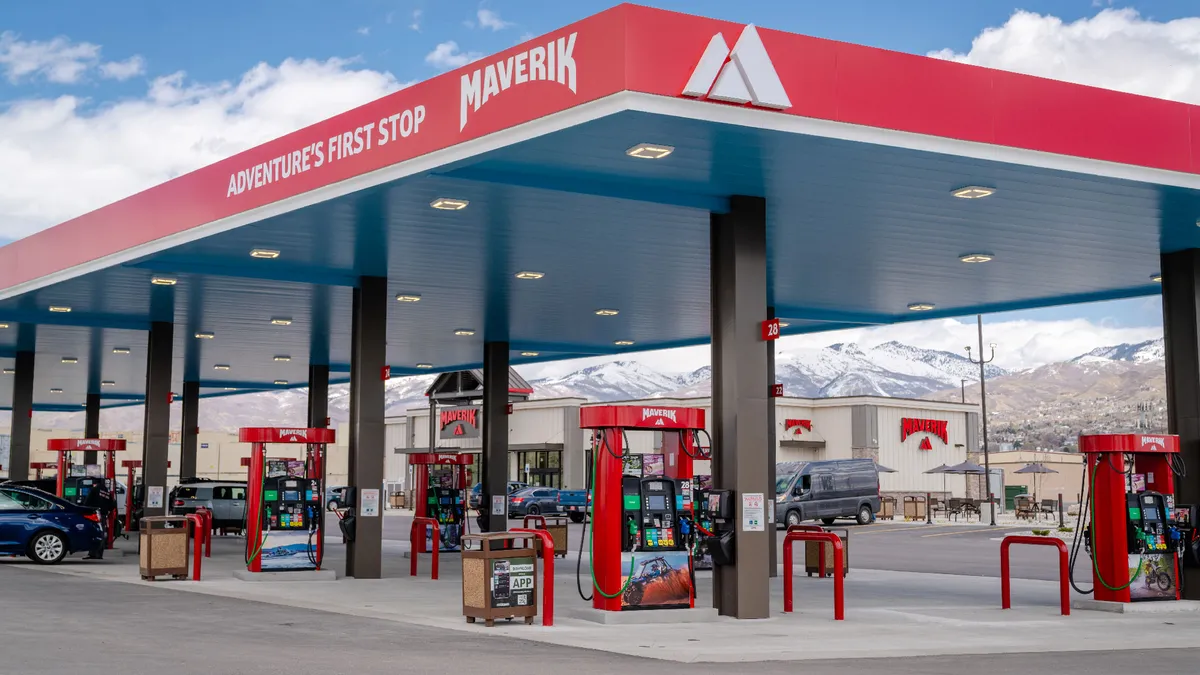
[
  {"left": 901, "top": 418, "right": 948, "bottom": 451},
  {"left": 439, "top": 406, "right": 482, "bottom": 439}
]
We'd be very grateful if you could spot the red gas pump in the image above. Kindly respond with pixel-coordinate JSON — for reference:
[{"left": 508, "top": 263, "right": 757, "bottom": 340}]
[
  {"left": 239, "top": 427, "right": 335, "bottom": 573},
  {"left": 1077, "top": 433, "right": 1186, "bottom": 602},
  {"left": 410, "top": 453, "right": 470, "bottom": 552},
  {"left": 46, "top": 438, "right": 126, "bottom": 549},
  {"left": 578, "top": 405, "right": 708, "bottom": 612}
]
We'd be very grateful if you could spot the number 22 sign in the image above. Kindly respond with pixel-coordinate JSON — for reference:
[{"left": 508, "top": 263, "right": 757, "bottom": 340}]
[{"left": 761, "top": 318, "right": 781, "bottom": 341}]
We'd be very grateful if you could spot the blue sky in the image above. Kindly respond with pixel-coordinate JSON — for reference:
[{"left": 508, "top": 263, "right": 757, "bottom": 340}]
[{"left": 3, "top": 0, "right": 1194, "bottom": 369}]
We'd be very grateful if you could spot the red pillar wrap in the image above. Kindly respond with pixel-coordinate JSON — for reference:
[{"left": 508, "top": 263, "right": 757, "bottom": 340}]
[
  {"left": 592, "top": 429, "right": 625, "bottom": 611},
  {"left": 246, "top": 442, "right": 265, "bottom": 573},
  {"left": 1092, "top": 452, "right": 1131, "bottom": 602}
]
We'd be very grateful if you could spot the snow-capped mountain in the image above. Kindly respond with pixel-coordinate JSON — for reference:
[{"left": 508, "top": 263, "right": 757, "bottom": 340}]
[
  {"left": 1071, "top": 338, "right": 1165, "bottom": 365},
  {"left": 532, "top": 361, "right": 682, "bottom": 401}
]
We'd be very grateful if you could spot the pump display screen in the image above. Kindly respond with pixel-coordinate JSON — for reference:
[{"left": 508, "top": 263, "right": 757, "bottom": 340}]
[
  {"left": 282, "top": 490, "right": 300, "bottom": 501},
  {"left": 1142, "top": 496, "right": 1161, "bottom": 522},
  {"left": 648, "top": 495, "right": 667, "bottom": 511}
]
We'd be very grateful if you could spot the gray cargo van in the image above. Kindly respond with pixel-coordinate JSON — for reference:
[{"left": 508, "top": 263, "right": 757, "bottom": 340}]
[{"left": 775, "top": 459, "right": 880, "bottom": 527}]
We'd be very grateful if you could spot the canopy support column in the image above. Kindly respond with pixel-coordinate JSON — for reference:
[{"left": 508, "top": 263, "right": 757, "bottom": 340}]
[
  {"left": 481, "top": 342, "right": 510, "bottom": 533},
  {"left": 347, "top": 277, "right": 387, "bottom": 579},
  {"left": 180, "top": 381, "right": 199, "bottom": 479},
  {"left": 142, "top": 321, "right": 174, "bottom": 517},
  {"left": 8, "top": 351, "right": 35, "bottom": 481}
]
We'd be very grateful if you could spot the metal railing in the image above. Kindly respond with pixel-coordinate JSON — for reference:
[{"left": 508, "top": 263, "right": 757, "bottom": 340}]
[
  {"left": 410, "top": 517, "right": 440, "bottom": 580},
  {"left": 1000, "top": 535, "right": 1069, "bottom": 616},
  {"left": 511, "top": 527, "right": 555, "bottom": 626},
  {"left": 783, "top": 529, "right": 844, "bottom": 620}
]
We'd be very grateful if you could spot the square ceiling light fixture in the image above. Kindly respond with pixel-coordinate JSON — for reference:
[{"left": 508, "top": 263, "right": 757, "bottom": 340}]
[
  {"left": 1, "top": 368, "right": 14, "bottom": 375},
  {"left": 250, "top": 248, "right": 280, "bottom": 259},
  {"left": 274, "top": 380, "right": 288, "bottom": 386},
  {"left": 194, "top": 331, "right": 215, "bottom": 339},
  {"left": 951, "top": 186, "right": 996, "bottom": 199},
  {"left": 430, "top": 198, "right": 469, "bottom": 211},
  {"left": 274, "top": 355, "right": 291, "bottom": 362},
  {"left": 614, "top": 339, "right": 635, "bottom": 346},
  {"left": 48, "top": 305, "right": 71, "bottom": 313},
  {"left": 270, "top": 317, "right": 293, "bottom": 326},
  {"left": 514, "top": 271, "right": 545, "bottom": 280},
  {"left": 0, "top": 323, "right": 9, "bottom": 329},
  {"left": 101, "top": 380, "right": 115, "bottom": 387},
  {"left": 907, "top": 302, "right": 936, "bottom": 311},
  {"left": 61, "top": 357, "right": 78, "bottom": 364},
  {"left": 625, "top": 143, "right": 675, "bottom": 160},
  {"left": 1151, "top": 273, "right": 1163, "bottom": 283},
  {"left": 453, "top": 329, "right": 476, "bottom": 336},
  {"left": 150, "top": 276, "right": 177, "bottom": 286},
  {"left": 520, "top": 351, "right": 540, "bottom": 357},
  {"left": 395, "top": 293, "right": 422, "bottom": 303},
  {"left": 49, "top": 388, "right": 63, "bottom": 394},
  {"left": 416, "top": 363, "right": 434, "bottom": 369},
  {"left": 213, "top": 364, "right": 231, "bottom": 371},
  {"left": 112, "top": 347, "right": 131, "bottom": 354}
]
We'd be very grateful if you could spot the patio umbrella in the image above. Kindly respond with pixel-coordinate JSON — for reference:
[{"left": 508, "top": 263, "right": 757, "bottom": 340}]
[
  {"left": 874, "top": 463, "right": 898, "bottom": 473},
  {"left": 945, "top": 460, "right": 989, "bottom": 503},
  {"left": 924, "top": 464, "right": 951, "bottom": 498},
  {"left": 1014, "top": 463, "right": 1058, "bottom": 501}
]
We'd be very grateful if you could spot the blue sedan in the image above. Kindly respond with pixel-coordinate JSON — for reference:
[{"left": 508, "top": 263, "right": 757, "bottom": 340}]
[
  {"left": 0, "top": 485, "right": 106, "bottom": 564},
  {"left": 507, "top": 487, "right": 561, "bottom": 517}
]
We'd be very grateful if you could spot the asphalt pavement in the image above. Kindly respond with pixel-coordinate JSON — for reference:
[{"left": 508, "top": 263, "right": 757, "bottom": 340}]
[{"left": 1, "top": 565, "right": 1195, "bottom": 674}]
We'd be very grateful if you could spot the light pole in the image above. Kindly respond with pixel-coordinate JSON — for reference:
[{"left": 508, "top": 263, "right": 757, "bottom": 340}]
[
  {"left": 965, "top": 314, "right": 997, "bottom": 526},
  {"left": 960, "top": 378, "right": 969, "bottom": 403}
]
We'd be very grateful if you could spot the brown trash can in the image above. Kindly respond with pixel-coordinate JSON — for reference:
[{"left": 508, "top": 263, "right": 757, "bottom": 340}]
[
  {"left": 903, "top": 496, "right": 927, "bottom": 521},
  {"left": 462, "top": 533, "right": 538, "bottom": 627},
  {"left": 805, "top": 527, "right": 849, "bottom": 577},
  {"left": 535, "top": 516, "right": 569, "bottom": 559},
  {"left": 879, "top": 497, "right": 896, "bottom": 520},
  {"left": 139, "top": 516, "right": 190, "bottom": 581}
]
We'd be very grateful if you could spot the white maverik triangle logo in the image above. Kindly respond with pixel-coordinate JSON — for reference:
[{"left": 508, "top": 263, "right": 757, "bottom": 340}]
[{"left": 682, "top": 24, "right": 790, "bottom": 109}]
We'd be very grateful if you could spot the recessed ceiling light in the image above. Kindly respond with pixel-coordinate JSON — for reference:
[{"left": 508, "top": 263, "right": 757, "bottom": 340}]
[
  {"left": 778, "top": 321, "right": 790, "bottom": 328},
  {"left": 0, "top": 323, "right": 8, "bottom": 329},
  {"left": 416, "top": 363, "right": 434, "bottom": 369},
  {"left": 395, "top": 293, "right": 422, "bottom": 303},
  {"left": 594, "top": 308, "right": 619, "bottom": 316},
  {"left": 430, "top": 197, "right": 469, "bottom": 211},
  {"left": 453, "top": 329, "right": 476, "bottom": 336},
  {"left": 250, "top": 248, "right": 280, "bottom": 259},
  {"left": 61, "top": 357, "right": 78, "bottom": 364},
  {"left": 959, "top": 253, "right": 994, "bottom": 263},
  {"left": 273, "top": 355, "right": 291, "bottom": 362},
  {"left": 1, "top": 368, "right": 14, "bottom": 375},
  {"left": 270, "top": 317, "right": 293, "bottom": 326},
  {"left": 112, "top": 347, "right": 131, "bottom": 355},
  {"left": 907, "top": 302, "right": 936, "bottom": 311},
  {"left": 951, "top": 186, "right": 995, "bottom": 199},
  {"left": 520, "top": 351, "right": 540, "bottom": 357},
  {"left": 273, "top": 380, "right": 288, "bottom": 386},
  {"left": 49, "top": 388, "right": 63, "bottom": 394},
  {"left": 150, "top": 276, "right": 177, "bottom": 286},
  {"left": 1151, "top": 273, "right": 1163, "bottom": 283},
  {"left": 101, "top": 380, "right": 115, "bottom": 387},
  {"left": 194, "top": 331, "right": 215, "bottom": 339},
  {"left": 614, "top": 339, "right": 635, "bottom": 346},
  {"left": 626, "top": 143, "right": 675, "bottom": 160},
  {"left": 515, "top": 271, "right": 545, "bottom": 280},
  {"left": 48, "top": 306, "right": 71, "bottom": 313},
  {"left": 213, "top": 364, "right": 230, "bottom": 371},
  {"left": 224, "top": 387, "right": 237, "bottom": 391}
]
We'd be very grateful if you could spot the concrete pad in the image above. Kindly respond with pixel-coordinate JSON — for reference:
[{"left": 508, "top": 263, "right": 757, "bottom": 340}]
[
  {"left": 564, "top": 606, "right": 720, "bottom": 624},
  {"left": 1073, "top": 598, "right": 1200, "bottom": 614},
  {"left": 233, "top": 570, "right": 339, "bottom": 582}
]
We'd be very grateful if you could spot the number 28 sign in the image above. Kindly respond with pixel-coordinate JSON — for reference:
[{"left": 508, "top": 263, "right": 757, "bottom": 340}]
[{"left": 761, "top": 318, "right": 781, "bottom": 341}]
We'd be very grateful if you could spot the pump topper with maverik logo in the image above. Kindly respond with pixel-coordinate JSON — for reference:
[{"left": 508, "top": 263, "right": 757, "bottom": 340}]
[{"left": 439, "top": 406, "right": 481, "bottom": 439}]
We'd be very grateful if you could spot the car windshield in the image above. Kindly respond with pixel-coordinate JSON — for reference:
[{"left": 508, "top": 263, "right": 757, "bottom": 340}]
[{"left": 775, "top": 474, "right": 796, "bottom": 495}]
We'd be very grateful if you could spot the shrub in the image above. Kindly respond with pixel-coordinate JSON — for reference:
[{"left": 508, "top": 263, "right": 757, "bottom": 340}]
[{"left": 1032, "top": 529, "right": 1051, "bottom": 536}]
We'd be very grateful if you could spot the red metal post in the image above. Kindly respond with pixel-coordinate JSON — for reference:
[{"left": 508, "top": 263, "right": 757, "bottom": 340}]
[
  {"left": 410, "top": 516, "right": 439, "bottom": 579},
  {"left": 184, "top": 514, "right": 205, "bottom": 581},
  {"left": 195, "top": 507, "right": 213, "bottom": 557},
  {"left": 125, "top": 466, "right": 135, "bottom": 532},
  {"left": 592, "top": 428, "right": 624, "bottom": 611},
  {"left": 56, "top": 451, "right": 68, "bottom": 498},
  {"left": 522, "top": 514, "right": 548, "bottom": 530},
  {"left": 787, "top": 525, "right": 827, "bottom": 577},
  {"left": 1000, "top": 535, "right": 1070, "bottom": 616},
  {"left": 512, "top": 528, "right": 555, "bottom": 626},
  {"left": 782, "top": 530, "right": 844, "bottom": 620},
  {"left": 246, "top": 442, "right": 265, "bottom": 572}
]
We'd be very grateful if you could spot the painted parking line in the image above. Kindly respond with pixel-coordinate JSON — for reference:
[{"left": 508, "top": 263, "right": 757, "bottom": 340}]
[
  {"left": 920, "top": 526, "right": 1029, "bottom": 538},
  {"left": 853, "top": 525, "right": 942, "bottom": 535}
]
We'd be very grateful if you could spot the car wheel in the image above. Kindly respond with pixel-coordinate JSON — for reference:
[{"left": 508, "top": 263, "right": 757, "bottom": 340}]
[
  {"left": 569, "top": 513, "right": 585, "bottom": 524},
  {"left": 821, "top": 517, "right": 836, "bottom": 525},
  {"left": 327, "top": 500, "right": 340, "bottom": 512},
  {"left": 786, "top": 510, "right": 802, "bottom": 527},
  {"left": 856, "top": 505, "right": 872, "bottom": 526},
  {"left": 28, "top": 531, "right": 68, "bottom": 565},
  {"left": 528, "top": 505, "right": 541, "bottom": 516}
]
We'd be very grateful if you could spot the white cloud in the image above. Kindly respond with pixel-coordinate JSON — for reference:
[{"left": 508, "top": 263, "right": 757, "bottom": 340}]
[
  {"left": 0, "top": 31, "right": 148, "bottom": 85},
  {"left": 424, "top": 41, "right": 482, "bottom": 69},
  {"left": 357, "top": 26, "right": 371, "bottom": 36},
  {"left": 476, "top": 8, "right": 512, "bottom": 32},
  {"left": 929, "top": 8, "right": 1200, "bottom": 104},
  {"left": 98, "top": 55, "right": 145, "bottom": 80},
  {"left": 0, "top": 56, "right": 408, "bottom": 240},
  {"left": 410, "top": 9, "right": 423, "bottom": 32},
  {"left": 0, "top": 31, "right": 101, "bottom": 83}
]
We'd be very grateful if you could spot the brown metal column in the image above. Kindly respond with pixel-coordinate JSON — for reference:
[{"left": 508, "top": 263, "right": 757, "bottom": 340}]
[
  {"left": 141, "top": 321, "right": 174, "bottom": 517},
  {"left": 346, "top": 277, "right": 387, "bottom": 579},
  {"left": 710, "top": 196, "right": 771, "bottom": 619},
  {"left": 307, "top": 364, "right": 329, "bottom": 428},
  {"left": 83, "top": 392, "right": 101, "bottom": 464},
  {"left": 179, "top": 381, "right": 199, "bottom": 479},
  {"left": 8, "top": 351, "right": 35, "bottom": 481},
  {"left": 481, "top": 342, "right": 510, "bottom": 532},
  {"left": 1161, "top": 249, "right": 1200, "bottom": 599}
]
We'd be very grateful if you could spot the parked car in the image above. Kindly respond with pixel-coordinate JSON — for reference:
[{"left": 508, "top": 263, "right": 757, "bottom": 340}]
[
  {"left": 3, "top": 476, "right": 125, "bottom": 517},
  {"left": 325, "top": 486, "right": 350, "bottom": 511},
  {"left": 507, "top": 487, "right": 560, "bottom": 517},
  {"left": 0, "top": 484, "right": 106, "bottom": 564},
  {"left": 556, "top": 489, "right": 590, "bottom": 523},
  {"left": 467, "top": 481, "right": 528, "bottom": 510},
  {"left": 774, "top": 459, "right": 880, "bottom": 527},
  {"left": 169, "top": 481, "right": 247, "bottom": 530}
]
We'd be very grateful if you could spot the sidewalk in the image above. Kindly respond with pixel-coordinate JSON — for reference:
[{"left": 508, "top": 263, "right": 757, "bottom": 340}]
[{"left": 12, "top": 534, "right": 1200, "bottom": 663}]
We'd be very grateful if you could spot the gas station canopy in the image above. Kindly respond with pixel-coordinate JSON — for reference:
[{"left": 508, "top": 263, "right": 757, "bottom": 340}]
[{"left": 2, "top": 3, "right": 1199, "bottom": 410}]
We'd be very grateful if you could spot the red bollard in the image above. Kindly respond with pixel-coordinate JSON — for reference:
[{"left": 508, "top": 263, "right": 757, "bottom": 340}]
[
  {"left": 183, "top": 514, "right": 205, "bottom": 581},
  {"left": 783, "top": 530, "right": 844, "bottom": 620},
  {"left": 512, "top": 527, "right": 555, "bottom": 626},
  {"left": 1000, "top": 535, "right": 1070, "bottom": 616},
  {"left": 410, "top": 517, "right": 439, "bottom": 579},
  {"left": 522, "top": 514, "right": 548, "bottom": 530},
  {"left": 786, "top": 525, "right": 827, "bottom": 577},
  {"left": 195, "top": 508, "right": 213, "bottom": 557}
]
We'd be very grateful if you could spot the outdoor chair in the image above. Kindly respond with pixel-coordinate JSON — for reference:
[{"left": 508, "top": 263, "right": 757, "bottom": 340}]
[
  {"left": 1039, "top": 499, "right": 1057, "bottom": 519},
  {"left": 1014, "top": 495, "right": 1035, "bottom": 521},
  {"left": 963, "top": 498, "right": 982, "bottom": 520},
  {"left": 946, "top": 497, "right": 966, "bottom": 521}
]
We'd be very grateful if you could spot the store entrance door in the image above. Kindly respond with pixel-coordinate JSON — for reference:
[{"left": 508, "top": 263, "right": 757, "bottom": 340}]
[{"left": 517, "top": 450, "right": 561, "bottom": 488}]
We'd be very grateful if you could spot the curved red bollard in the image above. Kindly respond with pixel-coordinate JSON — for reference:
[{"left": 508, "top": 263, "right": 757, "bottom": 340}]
[
  {"left": 1000, "top": 535, "right": 1070, "bottom": 616},
  {"left": 786, "top": 525, "right": 828, "bottom": 577},
  {"left": 512, "top": 527, "right": 555, "bottom": 627},
  {"left": 410, "top": 517, "right": 439, "bottom": 580},
  {"left": 783, "top": 530, "right": 844, "bottom": 620},
  {"left": 183, "top": 514, "right": 206, "bottom": 581},
  {"left": 522, "top": 514, "right": 548, "bottom": 530},
  {"left": 195, "top": 508, "right": 213, "bottom": 557}
]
